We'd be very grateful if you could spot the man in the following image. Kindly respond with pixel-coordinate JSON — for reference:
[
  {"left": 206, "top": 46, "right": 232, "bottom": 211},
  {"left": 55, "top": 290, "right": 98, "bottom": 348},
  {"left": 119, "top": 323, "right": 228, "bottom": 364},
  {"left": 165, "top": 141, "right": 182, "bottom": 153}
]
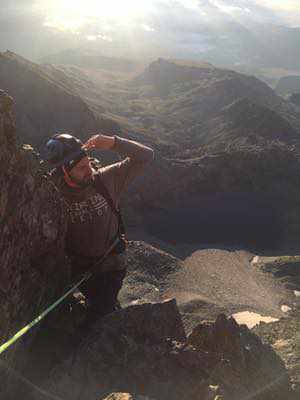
[{"left": 44, "top": 132, "right": 154, "bottom": 319}]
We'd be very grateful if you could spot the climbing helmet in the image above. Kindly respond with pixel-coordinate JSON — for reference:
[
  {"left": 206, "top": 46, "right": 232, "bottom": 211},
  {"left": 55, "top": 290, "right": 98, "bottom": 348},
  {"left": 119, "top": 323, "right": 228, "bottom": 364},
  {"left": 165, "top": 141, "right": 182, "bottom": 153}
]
[{"left": 44, "top": 133, "right": 87, "bottom": 169}]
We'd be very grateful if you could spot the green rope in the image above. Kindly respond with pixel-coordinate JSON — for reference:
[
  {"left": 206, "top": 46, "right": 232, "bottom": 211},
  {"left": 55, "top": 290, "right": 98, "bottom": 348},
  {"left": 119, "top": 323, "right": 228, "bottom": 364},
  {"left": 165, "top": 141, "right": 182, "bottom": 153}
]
[
  {"left": 0, "top": 272, "right": 91, "bottom": 356},
  {"left": 0, "top": 234, "right": 119, "bottom": 356}
]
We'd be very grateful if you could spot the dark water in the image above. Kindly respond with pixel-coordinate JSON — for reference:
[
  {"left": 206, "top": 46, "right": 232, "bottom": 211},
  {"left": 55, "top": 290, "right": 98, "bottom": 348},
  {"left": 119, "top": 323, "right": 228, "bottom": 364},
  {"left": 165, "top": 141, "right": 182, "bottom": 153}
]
[{"left": 144, "top": 193, "right": 283, "bottom": 250}]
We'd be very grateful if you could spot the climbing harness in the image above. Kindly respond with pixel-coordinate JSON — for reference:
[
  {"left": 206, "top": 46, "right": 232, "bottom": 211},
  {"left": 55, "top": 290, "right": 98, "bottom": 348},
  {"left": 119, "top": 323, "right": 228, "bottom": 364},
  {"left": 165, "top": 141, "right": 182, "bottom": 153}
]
[{"left": 0, "top": 236, "right": 120, "bottom": 356}]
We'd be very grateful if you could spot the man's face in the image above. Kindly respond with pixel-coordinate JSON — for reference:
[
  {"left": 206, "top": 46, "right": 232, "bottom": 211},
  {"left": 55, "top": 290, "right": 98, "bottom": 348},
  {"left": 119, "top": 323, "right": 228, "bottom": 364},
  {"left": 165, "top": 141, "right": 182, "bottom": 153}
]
[{"left": 68, "top": 156, "right": 94, "bottom": 185}]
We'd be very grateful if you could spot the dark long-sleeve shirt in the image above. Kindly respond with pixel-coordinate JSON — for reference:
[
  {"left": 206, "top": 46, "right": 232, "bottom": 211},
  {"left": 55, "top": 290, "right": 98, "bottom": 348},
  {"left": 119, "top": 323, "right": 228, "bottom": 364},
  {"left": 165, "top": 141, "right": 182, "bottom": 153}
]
[{"left": 61, "top": 136, "right": 154, "bottom": 272}]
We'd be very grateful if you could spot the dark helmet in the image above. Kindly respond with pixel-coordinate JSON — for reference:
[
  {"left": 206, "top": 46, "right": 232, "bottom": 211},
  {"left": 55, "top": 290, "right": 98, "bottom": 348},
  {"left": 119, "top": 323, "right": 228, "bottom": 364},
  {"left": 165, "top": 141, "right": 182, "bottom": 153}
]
[{"left": 43, "top": 133, "right": 87, "bottom": 169}]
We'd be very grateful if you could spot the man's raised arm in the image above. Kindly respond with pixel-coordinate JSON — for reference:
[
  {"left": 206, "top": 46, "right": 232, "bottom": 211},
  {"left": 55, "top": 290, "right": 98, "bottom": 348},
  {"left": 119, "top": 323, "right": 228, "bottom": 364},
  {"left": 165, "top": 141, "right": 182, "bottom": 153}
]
[
  {"left": 113, "top": 135, "right": 154, "bottom": 164},
  {"left": 84, "top": 134, "right": 154, "bottom": 199}
]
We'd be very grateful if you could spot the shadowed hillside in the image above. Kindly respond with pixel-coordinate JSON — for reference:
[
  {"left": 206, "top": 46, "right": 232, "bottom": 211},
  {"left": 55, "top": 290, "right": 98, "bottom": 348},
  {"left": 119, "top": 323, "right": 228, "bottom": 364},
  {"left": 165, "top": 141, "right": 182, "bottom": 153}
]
[{"left": 0, "top": 51, "right": 121, "bottom": 148}]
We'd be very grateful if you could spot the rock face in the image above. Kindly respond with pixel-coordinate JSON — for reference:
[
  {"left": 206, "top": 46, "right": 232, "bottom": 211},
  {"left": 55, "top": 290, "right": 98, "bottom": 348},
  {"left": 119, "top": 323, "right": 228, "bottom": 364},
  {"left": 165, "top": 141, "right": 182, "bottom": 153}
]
[
  {"left": 30, "top": 302, "right": 291, "bottom": 400},
  {"left": 0, "top": 90, "right": 70, "bottom": 397},
  {"left": 188, "top": 314, "right": 290, "bottom": 399}
]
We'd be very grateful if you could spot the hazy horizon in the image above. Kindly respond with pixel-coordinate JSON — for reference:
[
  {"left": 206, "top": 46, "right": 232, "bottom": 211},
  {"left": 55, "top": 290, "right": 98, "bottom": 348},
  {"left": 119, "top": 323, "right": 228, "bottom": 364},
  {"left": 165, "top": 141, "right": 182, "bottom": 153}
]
[{"left": 2, "top": 1, "right": 300, "bottom": 67}]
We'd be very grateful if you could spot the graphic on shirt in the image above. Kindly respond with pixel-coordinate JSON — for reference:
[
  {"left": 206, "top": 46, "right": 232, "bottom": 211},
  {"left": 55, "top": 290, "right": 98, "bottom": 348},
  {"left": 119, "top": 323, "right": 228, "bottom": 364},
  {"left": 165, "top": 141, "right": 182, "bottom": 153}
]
[{"left": 69, "top": 193, "right": 109, "bottom": 223}]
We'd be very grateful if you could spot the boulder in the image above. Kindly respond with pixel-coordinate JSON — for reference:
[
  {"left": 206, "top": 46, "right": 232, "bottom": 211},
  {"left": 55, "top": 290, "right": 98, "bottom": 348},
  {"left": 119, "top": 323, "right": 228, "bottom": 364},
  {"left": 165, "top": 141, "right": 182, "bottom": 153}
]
[
  {"left": 189, "top": 314, "right": 290, "bottom": 399},
  {"left": 31, "top": 304, "right": 291, "bottom": 400}
]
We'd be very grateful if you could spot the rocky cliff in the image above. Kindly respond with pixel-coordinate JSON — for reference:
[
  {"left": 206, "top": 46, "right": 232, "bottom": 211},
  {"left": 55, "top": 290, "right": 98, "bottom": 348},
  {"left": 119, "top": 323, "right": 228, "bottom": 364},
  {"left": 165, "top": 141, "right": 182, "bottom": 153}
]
[{"left": 0, "top": 89, "right": 70, "bottom": 397}]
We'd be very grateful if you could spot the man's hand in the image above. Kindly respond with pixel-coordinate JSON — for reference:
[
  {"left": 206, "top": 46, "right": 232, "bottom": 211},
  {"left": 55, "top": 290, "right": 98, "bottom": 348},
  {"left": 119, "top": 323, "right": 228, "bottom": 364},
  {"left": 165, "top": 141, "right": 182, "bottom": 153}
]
[{"left": 83, "top": 134, "right": 116, "bottom": 151}]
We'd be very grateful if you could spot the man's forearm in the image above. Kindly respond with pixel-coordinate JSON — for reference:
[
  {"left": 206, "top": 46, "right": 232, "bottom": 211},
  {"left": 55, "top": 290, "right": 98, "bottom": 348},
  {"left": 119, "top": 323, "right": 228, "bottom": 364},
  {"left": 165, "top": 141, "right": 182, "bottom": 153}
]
[
  {"left": 113, "top": 135, "right": 154, "bottom": 164},
  {"left": 84, "top": 133, "right": 154, "bottom": 164}
]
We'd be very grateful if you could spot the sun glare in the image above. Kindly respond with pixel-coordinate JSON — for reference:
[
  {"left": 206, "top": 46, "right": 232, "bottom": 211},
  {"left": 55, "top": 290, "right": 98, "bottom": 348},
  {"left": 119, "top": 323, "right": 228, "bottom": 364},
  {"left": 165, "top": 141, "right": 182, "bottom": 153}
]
[{"left": 37, "top": 0, "right": 149, "bottom": 32}]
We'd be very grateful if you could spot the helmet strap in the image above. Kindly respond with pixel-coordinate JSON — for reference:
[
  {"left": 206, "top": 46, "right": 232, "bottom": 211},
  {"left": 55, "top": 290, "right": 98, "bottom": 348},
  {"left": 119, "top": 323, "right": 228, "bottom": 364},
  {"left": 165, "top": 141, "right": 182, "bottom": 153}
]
[{"left": 62, "top": 166, "right": 82, "bottom": 189}]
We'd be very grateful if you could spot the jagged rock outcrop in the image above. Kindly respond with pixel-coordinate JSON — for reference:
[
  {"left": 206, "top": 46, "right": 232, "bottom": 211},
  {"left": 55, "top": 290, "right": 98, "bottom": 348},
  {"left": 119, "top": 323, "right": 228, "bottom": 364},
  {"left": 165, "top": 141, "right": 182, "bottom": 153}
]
[
  {"left": 0, "top": 90, "right": 70, "bottom": 397},
  {"left": 188, "top": 314, "right": 290, "bottom": 399},
  {"left": 31, "top": 302, "right": 291, "bottom": 400}
]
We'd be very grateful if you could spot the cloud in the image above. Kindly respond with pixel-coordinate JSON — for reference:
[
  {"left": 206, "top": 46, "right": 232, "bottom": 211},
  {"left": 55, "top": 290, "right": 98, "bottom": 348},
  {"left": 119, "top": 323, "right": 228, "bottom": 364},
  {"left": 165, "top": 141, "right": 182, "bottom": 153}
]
[
  {"left": 0, "top": 1, "right": 84, "bottom": 59},
  {"left": 0, "top": 0, "right": 300, "bottom": 61}
]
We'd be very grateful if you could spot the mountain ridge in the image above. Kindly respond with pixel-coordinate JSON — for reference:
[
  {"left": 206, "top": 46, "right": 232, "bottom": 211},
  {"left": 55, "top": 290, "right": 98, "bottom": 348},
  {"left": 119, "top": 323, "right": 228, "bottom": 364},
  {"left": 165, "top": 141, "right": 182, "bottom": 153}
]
[{"left": 0, "top": 51, "right": 121, "bottom": 148}]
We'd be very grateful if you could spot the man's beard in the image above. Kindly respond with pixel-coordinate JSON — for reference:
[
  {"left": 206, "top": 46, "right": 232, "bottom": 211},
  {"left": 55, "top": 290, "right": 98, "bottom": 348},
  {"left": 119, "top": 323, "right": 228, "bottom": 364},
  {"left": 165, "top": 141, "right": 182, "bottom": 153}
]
[{"left": 75, "top": 170, "right": 95, "bottom": 188}]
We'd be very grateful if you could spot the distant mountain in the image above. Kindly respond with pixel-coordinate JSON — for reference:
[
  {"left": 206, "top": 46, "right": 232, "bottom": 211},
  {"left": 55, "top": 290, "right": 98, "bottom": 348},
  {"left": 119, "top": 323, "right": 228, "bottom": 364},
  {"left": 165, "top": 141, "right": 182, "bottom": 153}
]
[
  {"left": 40, "top": 48, "right": 143, "bottom": 74},
  {"left": 289, "top": 93, "right": 300, "bottom": 107},
  {"left": 195, "top": 19, "right": 268, "bottom": 68},
  {"left": 0, "top": 51, "right": 120, "bottom": 148},
  {"left": 195, "top": 22, "right": 300, "bottom": 71},
  {"left": 114, "top": 59, "right": 300, "bottom": 246},
  {"left": 126, "top": 58, "right": 300, "bottom": 152},
  {"left": 276, "top": 76, "right": 300, "bottom": 96},
  {"left": 198, "top": 97, "right": 299, "bottom": 149},
  {"left": 249, "top": 24, "right": 300, "bottom": 70},
  {"left": 2, "top": 51, "right": 299, "bottom": 154},
  {"left": 133, "top": 58, "right": 216, "bottom": 95}
]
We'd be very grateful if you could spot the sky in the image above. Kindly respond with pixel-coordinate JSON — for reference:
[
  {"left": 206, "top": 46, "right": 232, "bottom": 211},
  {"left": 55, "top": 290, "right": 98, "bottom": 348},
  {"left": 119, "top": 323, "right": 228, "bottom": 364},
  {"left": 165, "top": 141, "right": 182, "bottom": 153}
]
[{"left": 1, "top": 1, "right": 300, "bottom": 61}]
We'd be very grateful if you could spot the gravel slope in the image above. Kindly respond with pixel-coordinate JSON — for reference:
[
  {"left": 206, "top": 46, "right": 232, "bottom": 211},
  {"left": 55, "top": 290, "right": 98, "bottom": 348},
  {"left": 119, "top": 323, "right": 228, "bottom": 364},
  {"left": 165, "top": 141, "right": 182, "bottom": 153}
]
[{"left": 128, "top": 230, "right": 290, "bottom": 321}]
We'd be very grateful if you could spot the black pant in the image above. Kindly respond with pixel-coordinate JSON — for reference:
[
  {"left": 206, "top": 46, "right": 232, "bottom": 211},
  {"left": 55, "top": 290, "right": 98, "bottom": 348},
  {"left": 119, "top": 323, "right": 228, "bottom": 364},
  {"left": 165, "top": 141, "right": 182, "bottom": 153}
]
[
  {"left": 79, "top": 269, "right": 126, "bottom": 317},
  {"left": 70, "top": 250, "right": 127, "bottom": 318}
]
